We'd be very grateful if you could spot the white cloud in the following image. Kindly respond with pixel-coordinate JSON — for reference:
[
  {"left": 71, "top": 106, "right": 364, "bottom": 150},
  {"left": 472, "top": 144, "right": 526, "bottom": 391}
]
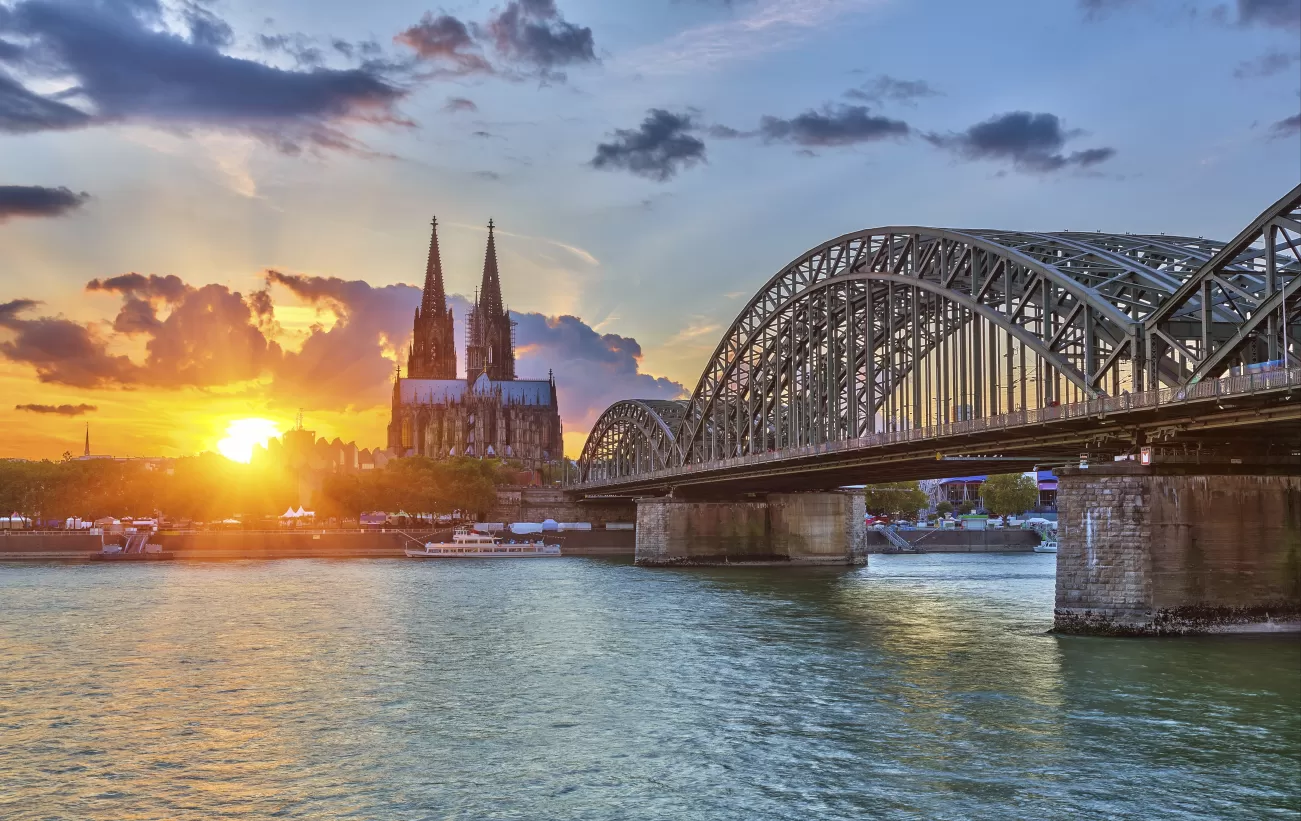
[{"left": 618, "top": 0, "right": 888, "bottom": 77}]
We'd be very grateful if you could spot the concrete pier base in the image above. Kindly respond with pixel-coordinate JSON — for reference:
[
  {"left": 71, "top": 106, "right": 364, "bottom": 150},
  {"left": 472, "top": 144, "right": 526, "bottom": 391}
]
[
  {"left": 1053, "top": 464, "right": 1301, "bottom": 635},
  {"left": 634, "top": 492, "right": 867, "bottom": 566}
]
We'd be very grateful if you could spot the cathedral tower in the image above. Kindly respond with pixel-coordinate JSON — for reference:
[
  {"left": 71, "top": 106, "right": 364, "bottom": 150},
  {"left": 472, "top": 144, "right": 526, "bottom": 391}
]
[
  {"left": 466, "top": 220, "right": 516, "bottom": 382},
  {"left": 407, "top": 217, "right": 457, "bottom": 379}
]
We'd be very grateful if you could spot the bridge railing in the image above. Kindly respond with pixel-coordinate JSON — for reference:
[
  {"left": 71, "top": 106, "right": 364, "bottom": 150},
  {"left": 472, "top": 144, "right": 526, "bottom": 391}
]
[{"left": 575, "top": 366, "right": 1301, "bottom": 488}]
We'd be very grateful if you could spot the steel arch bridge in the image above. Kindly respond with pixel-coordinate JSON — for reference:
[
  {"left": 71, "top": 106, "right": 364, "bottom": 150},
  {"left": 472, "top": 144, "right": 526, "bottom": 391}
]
[{"left": 577, "top": 184, "right": 1301, "bottom": 488}]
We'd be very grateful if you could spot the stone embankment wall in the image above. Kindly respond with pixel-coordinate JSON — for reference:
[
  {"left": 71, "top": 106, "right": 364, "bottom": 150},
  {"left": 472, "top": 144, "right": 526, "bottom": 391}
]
[
  {"left": 1054, "top": 464, "right": 1301, "bottom": 635},
  {"left": 0, "top": 529, "right": 634, "bottom": 560},
  {"left": 635, "top": 493, "right": 867, "bottom": 566},
  {"left": 866, "top": 530, "right": 1041, "bottom": 553},
  {"left": 0, "top": 532, "right": 102, "bottom": 559},
  {"left": 489, "top": 487, "right": 636, "bottom": 528}
]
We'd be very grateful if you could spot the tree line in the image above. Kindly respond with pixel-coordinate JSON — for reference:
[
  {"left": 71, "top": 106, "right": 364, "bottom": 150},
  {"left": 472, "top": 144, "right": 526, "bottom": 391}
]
[
  {"left": 863, "top": 474, "right": 1041, "bottom": 521},
  {"left": 0, "top": 455, "right": 513, "bottom": 525}
]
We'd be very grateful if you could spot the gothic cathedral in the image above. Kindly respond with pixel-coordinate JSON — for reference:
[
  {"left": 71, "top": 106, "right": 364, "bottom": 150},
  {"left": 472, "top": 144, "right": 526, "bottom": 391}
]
[{"left": 387, "top": 219, "right": 563, "bottom": 467}]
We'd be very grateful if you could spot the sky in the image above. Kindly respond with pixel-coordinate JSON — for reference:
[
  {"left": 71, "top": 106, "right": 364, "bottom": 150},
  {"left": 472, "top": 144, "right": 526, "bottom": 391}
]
[{"left": 1, "top": 0, "right": 1298, "bottom": 460}]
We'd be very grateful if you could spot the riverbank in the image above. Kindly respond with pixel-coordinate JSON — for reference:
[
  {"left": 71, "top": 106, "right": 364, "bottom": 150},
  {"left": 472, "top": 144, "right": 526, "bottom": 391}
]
[
  {"left": 0, "top": 528, "right": 1036, "bottom": 560},
  {"left": 0, "top": 530, "right": 636, "bottom": 560}
]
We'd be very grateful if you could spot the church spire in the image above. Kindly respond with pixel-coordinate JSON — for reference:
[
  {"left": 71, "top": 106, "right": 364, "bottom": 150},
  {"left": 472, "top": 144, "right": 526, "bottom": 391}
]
[
  {"left": 407, "top": 216, "right": 457, "bottom": 379},
  {"left": 84, "top": 422, "right": 89, "bottom": 457},
  {"left": 479, "top": 219, "right": 504, "bottom": 318},
  {"left": 465, "top": 218, "right": 516, "bottom": 382},
  {"left": 421, "top": 216, "right": 447, "bottom": 317}
]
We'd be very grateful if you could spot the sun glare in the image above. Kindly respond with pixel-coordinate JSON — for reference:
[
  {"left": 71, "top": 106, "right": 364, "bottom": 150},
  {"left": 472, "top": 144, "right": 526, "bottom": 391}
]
[{"left": 216, "top": 418, "right": 281, "bottom": 463}]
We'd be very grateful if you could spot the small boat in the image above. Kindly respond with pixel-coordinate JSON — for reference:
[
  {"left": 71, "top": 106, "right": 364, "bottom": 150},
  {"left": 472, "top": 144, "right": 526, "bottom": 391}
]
[
  {"left": 1033, "top": 538, "right": 1058, "bottom": 554},
  {"left": 91, "top": 532, "right": 175, "bottom": 562},
  {"left": 405, "top": 527, "right": 562, "bottom": 558}
]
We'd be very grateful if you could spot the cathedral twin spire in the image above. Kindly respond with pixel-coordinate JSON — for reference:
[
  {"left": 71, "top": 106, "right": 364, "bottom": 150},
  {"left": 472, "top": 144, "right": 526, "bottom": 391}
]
[
  {"left": 467, "top": 219, "right": 516, "bottom": 382},
  {"left": 407, "top": 217, "right": 516, "bottom": 383},
  {"left": 407, "top": 217, "right": 456, "bottom": 379}
]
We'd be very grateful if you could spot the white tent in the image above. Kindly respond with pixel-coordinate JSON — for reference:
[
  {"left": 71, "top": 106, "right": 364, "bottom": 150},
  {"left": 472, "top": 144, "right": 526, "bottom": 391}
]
[{"left": 281, "top": 507, "right": 297, "bottom": 518}]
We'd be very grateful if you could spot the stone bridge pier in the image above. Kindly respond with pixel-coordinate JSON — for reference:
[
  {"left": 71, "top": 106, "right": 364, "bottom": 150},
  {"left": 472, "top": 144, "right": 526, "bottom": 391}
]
[
  {"left": 1054, "top": 463, "right": 1301, "bottom": 635},
  {"left": 634, "top": 492, "right": 868, "bottom": 566}
]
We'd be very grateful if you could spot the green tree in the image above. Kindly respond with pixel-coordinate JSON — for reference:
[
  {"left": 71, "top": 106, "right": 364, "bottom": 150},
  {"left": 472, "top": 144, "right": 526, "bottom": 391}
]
[
  {"left": 957, "top": 501, "right": 975, "bottom": 515},
  {"left": 863, "top": 481, "right": 929, "bottom": 521},
  {"left": 981, "top": 473, "right": 1040, "bottom": 519},
  {"left": 935, "top": 500, "right": 954, "bottom": 518}
]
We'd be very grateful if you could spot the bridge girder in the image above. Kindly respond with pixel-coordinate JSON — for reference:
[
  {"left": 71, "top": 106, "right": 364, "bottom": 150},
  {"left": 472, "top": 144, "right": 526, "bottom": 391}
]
[{"left": 577, "top": 187, "right": 1301, "bottom": 486}]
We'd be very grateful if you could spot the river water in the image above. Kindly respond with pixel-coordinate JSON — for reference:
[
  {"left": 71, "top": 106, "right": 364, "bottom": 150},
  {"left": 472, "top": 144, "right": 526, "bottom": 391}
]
[{"left": 1, "top": 554, "right": 1297, "bottom": 820}]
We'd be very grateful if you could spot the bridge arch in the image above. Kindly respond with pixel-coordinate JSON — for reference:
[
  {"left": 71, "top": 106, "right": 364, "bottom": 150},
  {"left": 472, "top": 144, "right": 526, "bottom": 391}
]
[
  {"left": 675, "top": 227, "right": 1227, "bottom": 463},
  {"left": 577, "top": 399, "right": 686, "bottom": 483}
]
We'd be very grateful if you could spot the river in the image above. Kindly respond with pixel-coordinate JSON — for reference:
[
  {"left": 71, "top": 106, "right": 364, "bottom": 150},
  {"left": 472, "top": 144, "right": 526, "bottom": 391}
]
[{"left": 1, "top": 554, "right": 1297, "bottom": 820}]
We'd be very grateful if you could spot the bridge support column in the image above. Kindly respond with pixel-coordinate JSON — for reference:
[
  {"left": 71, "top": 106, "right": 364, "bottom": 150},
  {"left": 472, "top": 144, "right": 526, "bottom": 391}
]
[
  {"left": 635, "top": 492, "right": 867, "bottom": 567},
  {"left": 1054, "top": 463, "right": 1301, "bottom": 635}
]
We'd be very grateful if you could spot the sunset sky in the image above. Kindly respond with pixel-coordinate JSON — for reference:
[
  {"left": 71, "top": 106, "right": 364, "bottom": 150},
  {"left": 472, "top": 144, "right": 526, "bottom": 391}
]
[{"left": 2, "top": 0, "right": 1298, "bottom": 460}]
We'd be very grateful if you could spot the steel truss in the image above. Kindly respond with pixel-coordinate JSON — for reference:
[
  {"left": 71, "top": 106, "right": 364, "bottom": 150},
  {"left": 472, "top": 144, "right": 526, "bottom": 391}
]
[
  {"left": 1145, "top": 183, "right": 1301, "bottom": 384},
  {"left": 578, "top": 186, "right": 1301, "bottom": 484},
  {"left": 577, "top": 399, "right": 686, "bottom": 483}
]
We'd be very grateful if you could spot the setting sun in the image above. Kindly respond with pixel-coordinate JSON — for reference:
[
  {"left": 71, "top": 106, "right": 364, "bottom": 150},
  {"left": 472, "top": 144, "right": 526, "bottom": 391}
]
[{"left": 216, "top": 418, "right": 282, "bottom": 463}]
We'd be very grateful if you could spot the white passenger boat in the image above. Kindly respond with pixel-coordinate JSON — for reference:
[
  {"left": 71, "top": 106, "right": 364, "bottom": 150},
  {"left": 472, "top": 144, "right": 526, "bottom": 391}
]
[
  {"left": 1033, "top": 537, "right": 1059, "bottom": 554},
  {"left": 405, "top": 527, "right": 562, "bottom": 558}
]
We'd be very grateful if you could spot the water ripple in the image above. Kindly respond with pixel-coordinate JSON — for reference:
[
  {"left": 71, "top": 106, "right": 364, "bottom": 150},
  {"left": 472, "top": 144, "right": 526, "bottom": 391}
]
[{"left": 0, "top": 555, "right": 1297, "bottom": 820}]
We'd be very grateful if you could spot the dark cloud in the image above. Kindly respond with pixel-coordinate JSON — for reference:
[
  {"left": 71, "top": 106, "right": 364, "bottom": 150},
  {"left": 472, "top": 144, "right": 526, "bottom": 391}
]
[
  {"left": 1077, "top": 0, "right": 1136, "bottom": 19},
  {"left": 0, "top": 298, "right": 40, "bottom": 321},
  {"left": 15, "top": 403, "right": 97, "bottom": 415},
  {"left": 844, "top": 75, "right": 941, "bottom": 106},
  {"left": 1085, "top": 0, "right": 1299, "bottom": 27},
  {"left": 444, "top": 96, "right": 478, "bottom": 113},
  {"left": 395, "top": 13, "right": 493, "bottom": 75},
  {"left": 483, "top": 0, "right": 596, "bottom": 79},
  {"left": 1234, "top": 50, "right": 1300, "bottom": 78},
  {"left": 109, "top": 297, "right": 162, "bottom": 335},
  {"left": 925, "top": 111, "right": 1117, "bottom": 173},
  {"left": 0, "top": 73, "right": 94, "bottom": 133},
  {"left": 266, "top": 270, "right": 421, "bottom": 410},
  {"left": 758, "top": 105, "right": 909, "bottom": 147},
  {"left": 1269, "top": 113, "right": 1301, "bottom": 139},
  {"left": 0, "top": 299, "right": 140, "bottom": 388},
  {"left": 257, "top": 32, "right": 324, "bottom": 67},
  {"left": 1237, "top": 0, "right": 1301, "bottom": 29},
  {"left": 2, "top": 277, "right": 282, "bottom": 388},
  {"left": 182, "top": 2, "right": 233, "bottom": 49},
  {"left": 707, "top": 124, "right": 745, "bottom": 138},
  {"left": 474, "top": 170, "right": 502, "bottom": 180},
  {"left": 0, "top": 0, "right": 410, "bottom": 152},
  {"left": 0, "top": 185, "right": 89, "bottom": 222},
  {"left": 511, "top": 313, "right": 685, "bottom": 432},
  {"left": 6, "top": 270, "right": 679, "bottom": 432},
  {"left": 140, "top": 283, "right": 282, "bottom": 386},
  {"left": 87, "top": 273, "right": 189, "bottom": 335},
  {"left": 590, "top": 109, "right": 706, "bottom": 182},
  {"left": 86, "top": 272, "right": 189, "bottom": 302}
]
